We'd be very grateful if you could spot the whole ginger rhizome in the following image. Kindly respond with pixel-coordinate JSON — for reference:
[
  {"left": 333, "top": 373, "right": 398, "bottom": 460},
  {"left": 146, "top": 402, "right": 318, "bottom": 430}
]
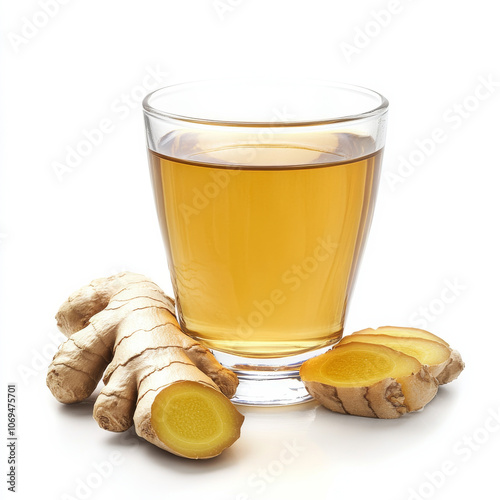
[{"left": 47, "top": 272, "right": 243, "bottom": 459}]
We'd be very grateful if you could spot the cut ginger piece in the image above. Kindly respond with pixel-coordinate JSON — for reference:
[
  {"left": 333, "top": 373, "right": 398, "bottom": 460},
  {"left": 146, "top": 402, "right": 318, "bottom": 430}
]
[
  {"left": 300, "top": 342, "right": 438, "bottom": 419},
  {"left": 355, "top": 326, "right": 449, "bottom": 346},
  {"left": 151, "top": 382, "right": 244, "bottom": 459},
  {"left": 351, "top": 327, "right": 464, "bottom": 384}
]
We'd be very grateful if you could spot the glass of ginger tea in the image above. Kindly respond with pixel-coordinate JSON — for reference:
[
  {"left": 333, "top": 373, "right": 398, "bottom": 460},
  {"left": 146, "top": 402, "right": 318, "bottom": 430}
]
[{"left": 143, "top": 80, "right": 388, "bottom": 405}]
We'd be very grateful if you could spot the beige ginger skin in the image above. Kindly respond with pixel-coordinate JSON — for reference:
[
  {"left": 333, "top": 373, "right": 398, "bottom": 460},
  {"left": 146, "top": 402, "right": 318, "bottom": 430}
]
[{"left": 47, "top": 272, "right": 243, "bottom": 459}]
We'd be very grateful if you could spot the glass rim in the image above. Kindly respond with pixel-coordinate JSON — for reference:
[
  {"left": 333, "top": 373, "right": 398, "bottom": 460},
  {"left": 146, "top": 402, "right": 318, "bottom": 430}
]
[{"left": 142, "top": 78, "right": 389, "bottom": 128}]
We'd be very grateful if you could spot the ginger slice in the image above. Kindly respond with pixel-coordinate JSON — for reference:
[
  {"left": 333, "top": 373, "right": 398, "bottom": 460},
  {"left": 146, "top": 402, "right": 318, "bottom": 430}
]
[
  {"left": 355, "top": 326, "right": 449, "bottom": 346},
  {"left": 352, "top": 327, "right": 464, "bottom": 384},
  {"left": 300, "top": 342, "right": 438, "bottom": 418},
  {"left": 47, "top": 272, "right": 243, "bottom": 459},
  {"left": 339, "top": 334, "right": 461, "bottom": 384}
]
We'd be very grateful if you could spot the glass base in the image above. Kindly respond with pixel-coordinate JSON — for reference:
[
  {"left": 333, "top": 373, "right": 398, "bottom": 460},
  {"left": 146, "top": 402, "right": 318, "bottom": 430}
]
[{"left": 212, "top": 345, "right": 336, "bottom": 406}]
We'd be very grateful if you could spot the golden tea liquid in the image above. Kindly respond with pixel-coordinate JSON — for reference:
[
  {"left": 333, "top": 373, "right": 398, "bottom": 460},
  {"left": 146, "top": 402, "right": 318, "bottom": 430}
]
[{"left": 149, "top": 131, "right": 382, "bottom": 358}]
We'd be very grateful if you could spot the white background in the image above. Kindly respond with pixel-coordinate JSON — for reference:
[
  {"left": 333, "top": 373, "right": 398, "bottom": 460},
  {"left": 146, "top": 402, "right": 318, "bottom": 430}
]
[{"left": 1, "top": 1, "right": 499, "bottom": 499}]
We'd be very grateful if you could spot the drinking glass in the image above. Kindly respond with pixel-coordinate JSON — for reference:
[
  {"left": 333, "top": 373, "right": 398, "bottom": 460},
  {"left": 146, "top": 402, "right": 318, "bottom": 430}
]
[{"left": 143, "top": 79, "right": 388, "bottom": 405}]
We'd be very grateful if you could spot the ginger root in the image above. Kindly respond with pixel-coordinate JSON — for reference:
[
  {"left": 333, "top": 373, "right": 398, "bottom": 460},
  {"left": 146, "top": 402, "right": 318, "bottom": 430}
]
[
  {"left": 47, "top": 272, "right": 244, "bottom": 459},
  {"left": 301, "top": 326, "right": 464, "bottom": 419},
  {"left": 300, "top": 342, "right": 438, "bottom": 418}
]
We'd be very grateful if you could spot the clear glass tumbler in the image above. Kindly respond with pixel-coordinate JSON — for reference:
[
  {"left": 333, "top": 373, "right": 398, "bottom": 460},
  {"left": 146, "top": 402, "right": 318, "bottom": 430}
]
[{"left": 143, "top": 79, "right": 388, "bottom": 405}]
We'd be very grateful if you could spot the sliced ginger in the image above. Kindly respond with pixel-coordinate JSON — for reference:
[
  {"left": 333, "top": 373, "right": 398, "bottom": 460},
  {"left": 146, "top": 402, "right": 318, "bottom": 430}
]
[
  {"left": 355, "top": 326, "right": 450, "bottom": 346},
  {"left": 339, "top": 333, "right": 463, "bottom": 384},
  {"left": 349, "top": 326, "right": 464, "bottom": 384},
  {"left": 47, "top": 272, "right": 243, "bottom": 459},
  {"left": 301, "top": 326, "right": 464, "bottom": 418},
  {"left": 300, "top": 342, "right": 438, "bottom": 419}
]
